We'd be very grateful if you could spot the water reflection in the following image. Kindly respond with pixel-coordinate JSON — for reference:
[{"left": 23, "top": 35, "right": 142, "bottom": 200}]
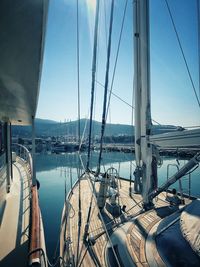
[{"left": 36, "top": 151, "right": 134, "bottom": 172}]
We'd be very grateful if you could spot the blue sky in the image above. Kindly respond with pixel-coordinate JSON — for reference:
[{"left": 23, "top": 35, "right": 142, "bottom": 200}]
[{"left": 37, "top": 0, "right": 200, "bottom": 127}]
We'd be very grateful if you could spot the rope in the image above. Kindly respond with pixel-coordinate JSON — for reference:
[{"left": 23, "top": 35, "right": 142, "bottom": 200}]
[
  {"left": 78, "top": 244, "right": 89, "bottom": 267},
  {"left": 96, "top": 0, "right": 115, "bottom": 175},
  {"left": 28, "top": 248, "right": 47, "bottom": 267},
  {"left": 85, "top": 173, "right": 122, "bottom": 267},
  {"left": 28, "top": 247, "right": 68, "bottom": 267},
  {"left": 86, "top": 0, "right": 100, "bottom": 171},
  {"left": 165, "top": 0, "right": 200, "bottom": 108},
  {"left": 83, "top": 189, "right": 95, "bottom": 242}
]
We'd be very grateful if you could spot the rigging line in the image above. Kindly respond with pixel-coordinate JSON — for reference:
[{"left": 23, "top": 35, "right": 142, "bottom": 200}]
[
  {"left": 165, "top": 0, "right": 200, "bottom": 108},
  {"left": 88, "top": 197, "right": 143, "bottom": 236},
  {"left": 103, "top": 0, "right": 108, "bottom": 49},
  {"left": 76, "top": 1, "right": 81, "bottom": 145},
  {"left": 83, "top": 182, "right": 95, "bottom": 242},
  {"left": 97, "top": 0, "right": 115, "bottom": 175},
  {"left": 78, "top": 155, "right": 122, "bottom": 267},
  {"left": 79, "top": 115, "right": 89, "bottom": 152},
  {"left": 80, "top": 173, "right": 146, "bottom": 266},
  {"left": 76, "top": 0, "right": 82, "bottom": 266},
  {"left": 96, "top": 79, "right": 161, "bottom": 125},
  {"left": 105, "top": 0, "right": 128, "bottom": 121},
  {"left": 90, "top": 1, "right": 101, "bottom": 161},
  {"left": 130, "top": 29, "right": 135, "bottom": 192},
  {"left": 197, "top": 0, "right": 200, "bottom": 99},
  {"left": 85, "top": 173, "right": 122, "bottom": 267},
  {"left": 79, "top": 183, "right": 97, "bottom": 264},
  {"left": 78, "top": 244, "right": 89, "bottom": 267},
  {"left": 98, "top": 137, "right": 136, "bottom": 168},
  {"left": 87, "top": 0, "right": 100, "bottom": 171},
  {"left": 97, "top": 79, "right": 133, "bottom": 107}
]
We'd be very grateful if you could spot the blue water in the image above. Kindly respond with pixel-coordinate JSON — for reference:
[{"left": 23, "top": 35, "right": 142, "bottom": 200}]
[{"left": 36, "top": 151, "right": 200, "bottom": 261}]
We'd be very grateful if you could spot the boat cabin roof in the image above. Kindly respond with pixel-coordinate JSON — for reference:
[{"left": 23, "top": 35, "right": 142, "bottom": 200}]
[{"left": 0, "top": 0, "right": 48, "bottom": 125}]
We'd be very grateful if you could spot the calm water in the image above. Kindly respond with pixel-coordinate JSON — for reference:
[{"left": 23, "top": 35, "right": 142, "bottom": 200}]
[{"left": 36, "top": 151, "right": 200, "bottom": 261}]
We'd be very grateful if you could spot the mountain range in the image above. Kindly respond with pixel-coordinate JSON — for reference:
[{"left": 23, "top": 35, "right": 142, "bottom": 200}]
[{"left": 12, "top": 118, "right": 179, "bottom": 138}]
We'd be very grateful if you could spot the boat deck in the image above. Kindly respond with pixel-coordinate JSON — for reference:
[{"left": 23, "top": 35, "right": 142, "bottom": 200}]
[
  {"left": 0, "top": 158, "right": 31, "bottom": 267},
  {"left": 61, "top": 175, "right": 191, "bottom": 267}
]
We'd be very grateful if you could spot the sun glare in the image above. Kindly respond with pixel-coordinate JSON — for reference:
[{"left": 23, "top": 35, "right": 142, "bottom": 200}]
[{"left": 86, "top": 0, "right": 96, "bottom": 13}]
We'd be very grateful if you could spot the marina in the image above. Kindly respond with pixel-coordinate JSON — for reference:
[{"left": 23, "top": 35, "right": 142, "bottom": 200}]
[{"left": 0, "top": 0, "right": 200, "bottom": 266}]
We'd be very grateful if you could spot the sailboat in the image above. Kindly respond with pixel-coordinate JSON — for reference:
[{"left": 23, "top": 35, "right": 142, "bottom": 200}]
[
  {"left": 60, "top": 0, "right": 200, "bottom": 266},
  {"left": 0, "top": 1, "right": 49, "bottom": 266}
]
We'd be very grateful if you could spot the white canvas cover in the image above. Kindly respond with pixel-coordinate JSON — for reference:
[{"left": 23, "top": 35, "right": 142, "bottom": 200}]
[{"left": 180, "top": 199, "right": 200, "bottom": 257}]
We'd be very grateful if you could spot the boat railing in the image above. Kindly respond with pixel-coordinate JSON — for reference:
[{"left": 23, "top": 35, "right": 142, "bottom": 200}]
[
  {"left": 12, "top": 143, "right": 33, "bottom": 178},
  {"left": 149, "top": 153, "right": 200, "bottom": 200},
  {"left": 166, "top": 164, "right": 184, "bottom": 201},
  {"left": 166, "top": 162, "right": 194, "bottom": 200},
  {"left": 12, "top": 143, "right": 46, "bottom": 266},
  {"left": 62, "top": 199, "right": 75, "bottom": 265},
  {"left": 181, "top": 173, "right": 191, "bottom": 198}
]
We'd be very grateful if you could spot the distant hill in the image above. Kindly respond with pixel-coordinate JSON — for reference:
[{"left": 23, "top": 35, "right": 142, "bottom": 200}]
[
  {"left": 11, "top": 118, "right": 179, "bottom": 138},
  {"left": 12, "top": 118, "right": 58, "bottom": 137}
]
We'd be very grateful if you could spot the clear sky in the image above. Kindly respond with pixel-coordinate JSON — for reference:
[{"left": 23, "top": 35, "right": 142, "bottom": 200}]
[{"left": 37, "top": 0, "right": 200, "bottom": 127}]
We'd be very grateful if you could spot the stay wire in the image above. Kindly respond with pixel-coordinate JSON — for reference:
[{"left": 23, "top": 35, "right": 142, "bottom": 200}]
[
  {"left": 96, "top": 79, "right": 161, "bottom": 125},
  {"left": 97, "top": 0, "right": 115, "bottom": 175},
  {"left": 130, "top": 1, "right": 135, "bottom": 189},
  {"left": 79, "top": 115, "right": 89, "bottom": 152},
  {"left": 105, "top": 0, "right": 128, "bottom": 121},
  {"left": 165, "top": 0, "right": 200, "bottom": 108},
  {"left": 103, "top": 0, "right": 108, "bottom": 49},
  {"left": 86, "top": 0, "right": 100, "bottom": 171},
  {"left": 76, "top": 0, "right": 82, "bottom": 266}
]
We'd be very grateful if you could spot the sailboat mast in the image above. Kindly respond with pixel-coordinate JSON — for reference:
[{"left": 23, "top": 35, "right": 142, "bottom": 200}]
[
  {"left": 134, "top": 0, "right": 156, "bottom": 207},
  {"left": 133, "top": 0, "right": 142, "bottom": 193}
]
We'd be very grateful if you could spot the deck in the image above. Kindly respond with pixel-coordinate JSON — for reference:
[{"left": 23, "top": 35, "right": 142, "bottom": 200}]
[
  {"left": 0, "top": 158, "right": 31, "bottom": 267},
  {"left": 60, "top": 174, "right": 192, "bottom": 266}
]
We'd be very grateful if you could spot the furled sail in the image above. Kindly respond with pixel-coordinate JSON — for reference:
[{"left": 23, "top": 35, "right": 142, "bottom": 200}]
[{"left": 149, "top": 128, "right": 200, "bottom": 148}]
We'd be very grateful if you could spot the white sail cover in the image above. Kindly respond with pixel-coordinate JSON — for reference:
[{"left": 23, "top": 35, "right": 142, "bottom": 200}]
[
  {"left": 150, "top": 128, "right": 200, "bottom": 148},
  {"left": 180, "top": 199, "right": 200, "bottom": 257},
  {"left": 0, "top": 0, "right": 49, "bottom": 125}
]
